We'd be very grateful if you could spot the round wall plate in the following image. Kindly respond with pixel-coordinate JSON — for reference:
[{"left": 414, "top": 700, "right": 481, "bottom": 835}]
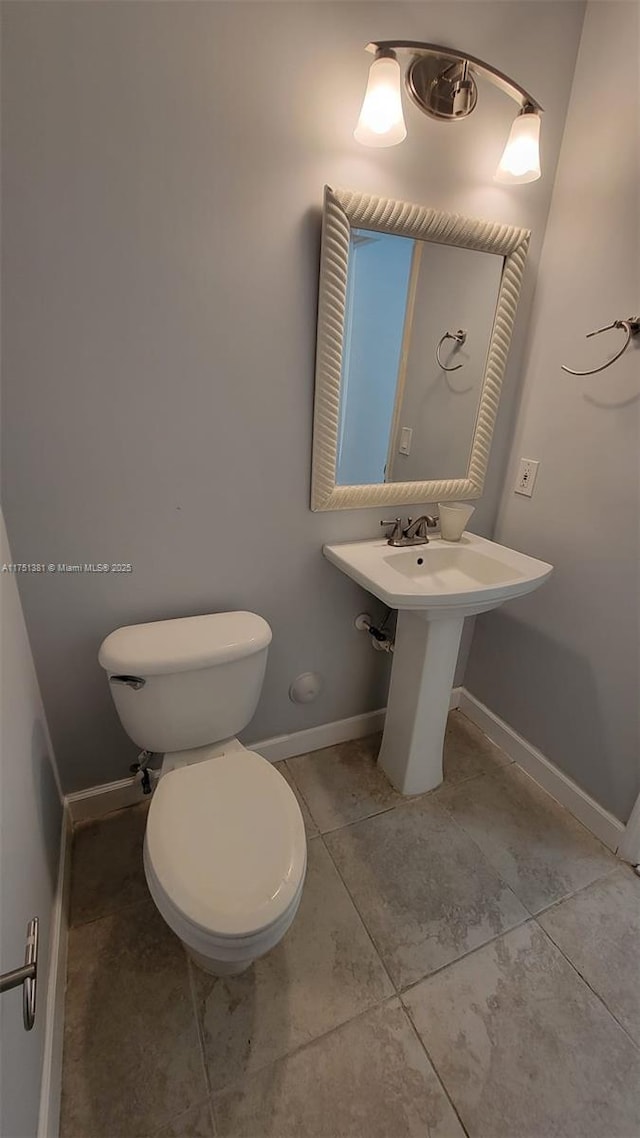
[
  {"left": 289, "top": 672, "right": 323, "bottom": 704},
  {"left": 406, "top": 54, "right": 478, "bottom": 121}
]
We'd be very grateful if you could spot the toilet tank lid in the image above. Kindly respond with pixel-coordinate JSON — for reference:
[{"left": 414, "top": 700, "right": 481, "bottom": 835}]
[{"left": 98, "top": 611, "right": 272, "bottom": 676}]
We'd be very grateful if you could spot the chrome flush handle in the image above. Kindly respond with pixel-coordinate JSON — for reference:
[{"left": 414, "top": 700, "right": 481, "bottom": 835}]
[{"left": 109, "top": 674, "right": 146, "bottom": 690}]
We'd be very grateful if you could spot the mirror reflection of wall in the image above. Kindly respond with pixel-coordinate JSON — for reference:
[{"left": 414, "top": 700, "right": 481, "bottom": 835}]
[
  {"left": 336, "top": 231, "right": 414, "bottom": 485},
  {"left": 336, "top": 229, "right": 504, "bottom": 487}
]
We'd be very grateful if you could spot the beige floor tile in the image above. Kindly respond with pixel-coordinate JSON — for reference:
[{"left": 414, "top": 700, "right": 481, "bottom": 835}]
[
  {"left": 191, "top": 838, "right": 393, "bottom": 1094},
  {"left": 70, "top": 800, "right": 150, "bottom": 925},
  {"left": 441, "top": 710, "right": 512, "bottom": 787},
  {"left": 286, "top": 734, "right": 401, "bottom": 833},
  {"left": 153, "top": 1100, "right": 215, "bottom": 1138},
  {"left": 213, "top": 999, "right": 465, "bottom": 1138},
  {"left": 325, "top": 796, "right": 527, "bottom": 988},
  {"left": 404, "top": 920, "right": 640, "bottom": 1138},
  {"left": 60, "top": 900, "right": 207, "bottom": 1138},
  {"left": 438, "top": 764, "right": 615, "bottom": 913},
  {"left": 274, "top": 760, "right": 319, "bottom": 837},
  {"left": 538, "top": 866, "right": 640, "bottom": 1044}
]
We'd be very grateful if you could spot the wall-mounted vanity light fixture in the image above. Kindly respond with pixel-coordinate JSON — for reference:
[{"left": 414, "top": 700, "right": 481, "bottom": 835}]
[{"left": 355, "top": 41, "right": 543, "bottom": 184}]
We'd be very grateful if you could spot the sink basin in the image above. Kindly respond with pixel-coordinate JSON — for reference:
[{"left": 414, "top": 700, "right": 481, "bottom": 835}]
[
  {"left": 324, "top": 531, "right": 552, "bottom": 796},
  {"left": 323, "top": 533, "right": 552, "bottom": 618}
]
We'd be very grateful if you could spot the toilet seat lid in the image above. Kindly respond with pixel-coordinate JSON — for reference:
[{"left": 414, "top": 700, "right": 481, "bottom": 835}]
[{"left": 145, "top": 751, "right": 306, "bottom": 938}]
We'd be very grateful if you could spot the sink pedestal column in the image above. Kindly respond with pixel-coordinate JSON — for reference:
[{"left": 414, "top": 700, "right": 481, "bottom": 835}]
[{"left": 378, "top": 610, "right": 465, "bottom": 795}]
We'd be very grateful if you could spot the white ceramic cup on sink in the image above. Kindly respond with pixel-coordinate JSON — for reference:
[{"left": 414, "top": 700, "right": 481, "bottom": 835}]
[{"left": 438, "top": 502, "right": 475, "bottom": 542}]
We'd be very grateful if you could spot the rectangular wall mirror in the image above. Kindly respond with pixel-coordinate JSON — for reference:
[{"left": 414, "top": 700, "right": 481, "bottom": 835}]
[{"left": 311, "top": 186, "right": 530, "bottom": 511}]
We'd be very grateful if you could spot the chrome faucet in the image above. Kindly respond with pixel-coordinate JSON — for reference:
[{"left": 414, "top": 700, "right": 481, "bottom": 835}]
[
  {"left": 380, "top": 518, "right": 404, "bottom": 545},
  {"left": 381, "top": 515, "right": 439, "bottom": 547}
]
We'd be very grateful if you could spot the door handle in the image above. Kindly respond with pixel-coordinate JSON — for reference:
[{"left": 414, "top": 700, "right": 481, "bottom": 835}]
[{"left": 0, "top": 917, "right": 38, "bottom": 1030}]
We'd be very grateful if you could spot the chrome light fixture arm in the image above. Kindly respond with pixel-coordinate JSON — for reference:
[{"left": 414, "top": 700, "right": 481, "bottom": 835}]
[
  {"left": 365, "top": 41, "right": 543, "bottom": 116},
  {"left": 354, "top": 40, "right": 543, "bottom": 182}
]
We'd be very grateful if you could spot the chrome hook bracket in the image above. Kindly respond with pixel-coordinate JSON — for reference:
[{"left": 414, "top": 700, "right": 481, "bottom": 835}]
[
  {"left": 436, "top": 328, "right": 467, "bottom": 372},
  {"left": 561, "top": 317, "right": 640, "bottom": 376}
]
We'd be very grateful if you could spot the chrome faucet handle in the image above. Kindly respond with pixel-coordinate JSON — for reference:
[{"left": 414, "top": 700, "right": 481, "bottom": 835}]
[
  {"left": 405, "top": 517, "right": 427, "bottom": 539},
  {"left": 404, "top": 514, "right": 439, "bottom": 539},
  {"left": 381, "top": 518, "right": 404, "bottom": 544}
]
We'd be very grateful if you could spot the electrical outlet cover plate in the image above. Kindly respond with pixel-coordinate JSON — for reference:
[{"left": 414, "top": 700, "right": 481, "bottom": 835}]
[{"left": 515, "top": 458, "right": 539, "bottom": 497}]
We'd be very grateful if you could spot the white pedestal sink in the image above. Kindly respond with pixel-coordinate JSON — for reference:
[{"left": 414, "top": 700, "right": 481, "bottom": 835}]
[{"left": 323, "top": 533, "right": 552, "bottom": 795}]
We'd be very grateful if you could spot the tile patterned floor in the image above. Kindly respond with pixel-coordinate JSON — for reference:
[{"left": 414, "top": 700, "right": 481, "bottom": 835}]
[{"left": 61, "top": 711, "right": 640, "bottom": 1138}]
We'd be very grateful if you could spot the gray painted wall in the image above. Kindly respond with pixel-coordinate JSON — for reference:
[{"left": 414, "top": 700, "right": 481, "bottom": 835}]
[
  {"left": 1, "top": 512, "right": 63, "bottom": 1138},
  {"left": 1, "top": 1, "right": 585, "bottom": 793},
  {"left": 465, "top": 1, "right": 639, "bottom": 823}
]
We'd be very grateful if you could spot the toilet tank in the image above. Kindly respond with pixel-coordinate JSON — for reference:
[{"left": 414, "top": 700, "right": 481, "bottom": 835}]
[{"left": 98, "top": 612, "right": 272, "bottom": 754}]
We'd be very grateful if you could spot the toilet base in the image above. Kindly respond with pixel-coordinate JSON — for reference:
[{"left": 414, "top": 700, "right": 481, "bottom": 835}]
[{"left": 185, "top": 943, "right": 254, "bottom": 977}]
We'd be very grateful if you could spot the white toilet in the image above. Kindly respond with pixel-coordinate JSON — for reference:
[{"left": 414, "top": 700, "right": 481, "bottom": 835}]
[{"left": 98, "top": 611, "right": 307, "bottom": 976}]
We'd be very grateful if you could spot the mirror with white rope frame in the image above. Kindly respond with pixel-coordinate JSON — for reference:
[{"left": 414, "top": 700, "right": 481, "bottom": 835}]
[{"left": 311, "top": 186, "right": 530, "bottom": 511}]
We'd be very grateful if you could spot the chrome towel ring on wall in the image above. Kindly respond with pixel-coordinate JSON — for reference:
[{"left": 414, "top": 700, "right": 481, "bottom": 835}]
[
  {"left": 436, "top": 328, "right": 467, "bottom": 371},
  {"left": 561, "top": 317, "right": 640, "bottom": 376}
]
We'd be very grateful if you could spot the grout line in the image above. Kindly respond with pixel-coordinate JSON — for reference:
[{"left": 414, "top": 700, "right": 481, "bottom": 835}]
[
  {"left": 208, "top": 1096, "right": 218, "bottom": 1138},
  {"left": 319, "top": 831, "right": 399, "bottom": 996},
  {"left": 297, "top": 766, "right": 508, "bottom": 841},
  {"left": 402, "top": 1003, "right": 471, "bottom": 1138},
  {"left": 149, "top": 1095, "right": 216, "bottom": 1138},
  {"left": 417, "top": 785, "right": 540, "bottom": 919},
  {"left": 532, "top": 919, "right": 640, "bottom": 1054},
  {"left": 321, "top": 813, "right": 532, "bottom": 998},
  {"left": 506, "top": 760, "right": 620, "bottom": 856},
  {"left": 313, "top": 768, "right": 502, "bottom": 839},
  {"left": 186, "top": 955, "right": 216, "bottom": 1103},
  {"left": 398, "top": 915, "right": 536, "bottom": 999},
  {"left": 190, "top": 851, "right": 397, "bottom": 1105},
  {"left": 69, "top": 728, "right": 633, "bottom": 1132},
  {"left": 428, "top": 765, "right": 619, "bottom": 921},
  {"left": 208, "top": 993, "right": 400, "bottom": 1104},
  {"left": 281, "top": 751, "right": 403, "bottom": 839},
  {"left": 530, "top": 864, "right": 621, "bottom": 918},
  {"left": 281, "top": 757, "right": 320, "bottom": 829},
  {"left": 68, "top": 892, "right": 154, "bottom": 932},
  {"left": 317, "top": 800, "right": 402, "bottom": 837}
]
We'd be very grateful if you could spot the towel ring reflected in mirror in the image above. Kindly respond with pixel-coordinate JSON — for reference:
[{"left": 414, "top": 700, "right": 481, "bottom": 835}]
[
  {"left": 436, "top": 328, "right": 467, "bottom": 371},
  {"left": 561, "top": 317, "right": 640, "bottom": 376}
]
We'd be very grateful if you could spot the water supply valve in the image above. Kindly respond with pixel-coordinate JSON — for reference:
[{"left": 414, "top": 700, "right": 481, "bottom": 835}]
[
  {"left": 354, "top": 613, "right": 395, "bottom": 653},
  {"left": 129, "top": 750, "right": 155, "bottom": 795}
]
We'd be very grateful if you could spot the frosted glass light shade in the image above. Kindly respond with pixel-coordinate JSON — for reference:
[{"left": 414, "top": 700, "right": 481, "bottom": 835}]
[
  {"left": 354, "top": 55, "right": 407, "bottom": 147},
  {"left": 495, "top": 111, "right": 541, "bottom": 183}
]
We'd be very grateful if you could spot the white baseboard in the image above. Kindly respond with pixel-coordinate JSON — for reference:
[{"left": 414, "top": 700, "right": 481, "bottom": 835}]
[
  {"left": 66, "top": 694, "right": 465, "bottom": 822},
  {"left": 37, "top": 805, "right": 72, "bottom": 1138},
  {"left": 251, "top": 706, "right": 389, "bottom": 764},
  {"left": 458, "top": 689, "right": 625, "bottom": 853},
  {"left": 66, "top": 775, "right": 144, "bottom": 822},
  {"left": 616, "top": 791, "right": 640, "bottom": 866},
  {"left": 252, "top": 692, "right": 457, "bottom": 761},
  {"left": 64, "top": 687, "right": 624, "bottom": 855}
]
